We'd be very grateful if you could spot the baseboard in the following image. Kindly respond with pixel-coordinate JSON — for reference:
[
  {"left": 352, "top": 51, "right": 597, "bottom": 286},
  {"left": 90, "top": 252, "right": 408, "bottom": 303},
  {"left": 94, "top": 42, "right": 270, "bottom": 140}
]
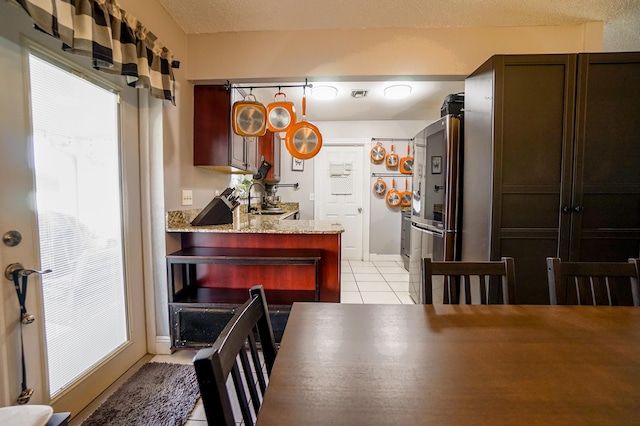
[
  {"left": 154, "top": 336, "right": 172, "bottom": 355},
  {"left": 368, "top": 253, "right": 403, "bottom": 262}
]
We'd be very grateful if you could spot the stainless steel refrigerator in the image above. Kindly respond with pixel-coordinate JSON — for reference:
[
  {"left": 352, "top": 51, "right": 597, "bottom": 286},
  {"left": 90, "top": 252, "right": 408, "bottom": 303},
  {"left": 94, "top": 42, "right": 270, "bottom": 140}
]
[{"left": 408, "top": 114, "right": 462, "bottom": 303}]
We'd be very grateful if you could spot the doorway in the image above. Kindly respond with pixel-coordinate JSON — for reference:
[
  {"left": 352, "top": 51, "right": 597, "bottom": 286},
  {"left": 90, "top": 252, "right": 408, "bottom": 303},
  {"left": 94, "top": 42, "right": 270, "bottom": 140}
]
[
  {"left": 0, "top": 33, "right": 146, "bottom": 415},
  {"left": 314, "top": 141, "right": 369, "bottom": 260}
]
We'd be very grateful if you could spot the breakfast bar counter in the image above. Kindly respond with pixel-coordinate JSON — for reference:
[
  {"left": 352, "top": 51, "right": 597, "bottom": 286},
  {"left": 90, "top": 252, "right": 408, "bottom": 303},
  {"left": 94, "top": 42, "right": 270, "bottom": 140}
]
[
  {"left": 167, "top": 209, "right": 343, "bottom": 234},
  {"left": 165, "top": 208, "right": 343, "bottom": 349}
]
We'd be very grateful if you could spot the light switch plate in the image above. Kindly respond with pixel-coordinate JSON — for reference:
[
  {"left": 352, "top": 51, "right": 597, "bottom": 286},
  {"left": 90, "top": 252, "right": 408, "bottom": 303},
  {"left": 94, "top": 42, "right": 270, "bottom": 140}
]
[{"left": 181, "top": 189, "right": 193, "bottom": 205}]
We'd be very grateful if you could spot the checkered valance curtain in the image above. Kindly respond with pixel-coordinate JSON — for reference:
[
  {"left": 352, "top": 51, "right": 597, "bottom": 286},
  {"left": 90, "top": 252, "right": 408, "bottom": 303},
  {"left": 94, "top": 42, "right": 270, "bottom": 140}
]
[{"left": 16, "top": 0, "right": 179, "bottom": 104}]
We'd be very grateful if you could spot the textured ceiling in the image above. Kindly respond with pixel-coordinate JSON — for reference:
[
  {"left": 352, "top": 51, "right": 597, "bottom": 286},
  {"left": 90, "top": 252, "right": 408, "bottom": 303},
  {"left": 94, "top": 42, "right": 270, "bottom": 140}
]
[{"left": 157, "top": 0, "right": 638, "bottom": 35}]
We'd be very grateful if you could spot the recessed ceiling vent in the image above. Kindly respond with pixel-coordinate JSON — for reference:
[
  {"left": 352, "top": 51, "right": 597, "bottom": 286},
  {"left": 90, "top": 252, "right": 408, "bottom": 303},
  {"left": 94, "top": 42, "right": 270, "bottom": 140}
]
[{"left": 350, "top": 90, "right": 368, "bottom": 98}]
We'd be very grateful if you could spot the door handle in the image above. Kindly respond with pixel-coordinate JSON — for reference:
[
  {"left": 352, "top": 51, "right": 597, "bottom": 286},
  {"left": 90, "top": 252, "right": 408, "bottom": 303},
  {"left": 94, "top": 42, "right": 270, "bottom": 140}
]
[
  {"left": 561, "top": 206, "right": 583, "bottom": 214},
  {"left": 358, "top": 207, "right": 363, "bottom": 213},
  {"left": 5, "top": 263, "right": 52, "bottom": 280}
]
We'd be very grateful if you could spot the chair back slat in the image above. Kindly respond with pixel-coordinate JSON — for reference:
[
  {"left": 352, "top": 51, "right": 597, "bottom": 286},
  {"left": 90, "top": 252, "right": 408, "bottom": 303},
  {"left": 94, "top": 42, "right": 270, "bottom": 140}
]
[
  {"left": 231, "top": 360, "right": 253, "bottom": 424},
  {"left": 193, "top": 285, "right": 278, "bottom": 426},
  {"left": 547, "top": 258, "right": 640, "bottom": 306},
  {"left": 240, "top": 336, "right": 262, "bottom": 413},
  {"left": 422, "top": 257, "right": 517, "bottom": 304}
]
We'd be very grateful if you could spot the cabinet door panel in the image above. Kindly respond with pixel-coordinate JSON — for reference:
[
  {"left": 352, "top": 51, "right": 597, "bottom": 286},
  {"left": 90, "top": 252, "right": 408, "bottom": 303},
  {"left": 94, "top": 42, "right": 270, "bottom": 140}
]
[
  {"left": 194, "top": 85, "right": 231, "bottom": 167},
  {"left": 579, "top": 237, "right": 640, "bottom": 261},
  {"left": 501, "top": 64, "right": 568, "bottom": 185},
  {"left": 501, "top": 238, "right": 559, "bottom": 304},
  {"left": 501, "top": 193, "right": 560, "bottom": 228},
  {"left": 581, "top": 193, "right": 640, "bottom": 229},
  {"left": 570, "top": 53, "right": 640, "bottom": 259},
  {"left": 230, "top": 134, "right": 246, "bottom": 169},
  {"left": 244, "top": 136, "right": 258, "bottom": 173},
  {"left": 580, "top": 60, "right": 640, "bottom": 185}
]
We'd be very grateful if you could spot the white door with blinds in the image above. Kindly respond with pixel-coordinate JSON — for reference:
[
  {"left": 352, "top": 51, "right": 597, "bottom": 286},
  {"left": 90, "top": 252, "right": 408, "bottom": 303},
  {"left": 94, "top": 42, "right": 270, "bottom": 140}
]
[{"left": 0, "top": 14, "right": 146, "bottom": 416}]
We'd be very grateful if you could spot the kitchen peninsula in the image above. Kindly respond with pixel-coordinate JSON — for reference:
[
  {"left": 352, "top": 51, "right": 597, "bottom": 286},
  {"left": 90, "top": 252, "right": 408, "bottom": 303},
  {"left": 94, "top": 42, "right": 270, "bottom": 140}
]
[{"left": 165, "top": 205, "right": 344, "bottom": 349}]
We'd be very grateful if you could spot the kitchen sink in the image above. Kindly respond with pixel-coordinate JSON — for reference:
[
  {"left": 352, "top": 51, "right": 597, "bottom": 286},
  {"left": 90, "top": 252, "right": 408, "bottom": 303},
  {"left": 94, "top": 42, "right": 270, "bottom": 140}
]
[{"left": 250, "top": 210, "right": 284, "bottom": 215}]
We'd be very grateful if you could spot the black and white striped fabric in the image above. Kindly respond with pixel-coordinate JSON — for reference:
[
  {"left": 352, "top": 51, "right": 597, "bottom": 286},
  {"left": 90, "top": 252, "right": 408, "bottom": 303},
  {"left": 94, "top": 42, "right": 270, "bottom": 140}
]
[{"left": 16, "top": 0, "right": 178, "bottom": 104}]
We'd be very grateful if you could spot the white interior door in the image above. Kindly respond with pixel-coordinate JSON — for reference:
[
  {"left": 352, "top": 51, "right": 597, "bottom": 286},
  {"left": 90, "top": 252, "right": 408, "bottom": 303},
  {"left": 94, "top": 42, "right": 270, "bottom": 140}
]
[
  {"left": 0, "top": 9, "right": 146, "bottom": 416},
  {"left": 314, "top": 143, "right": 367, "bottom": 260}
]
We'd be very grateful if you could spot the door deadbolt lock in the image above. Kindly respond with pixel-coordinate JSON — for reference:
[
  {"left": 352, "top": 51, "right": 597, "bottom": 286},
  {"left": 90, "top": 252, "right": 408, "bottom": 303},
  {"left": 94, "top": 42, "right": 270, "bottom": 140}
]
[{"left": 3, "top": 230, "right": 22, "bottom": 247}]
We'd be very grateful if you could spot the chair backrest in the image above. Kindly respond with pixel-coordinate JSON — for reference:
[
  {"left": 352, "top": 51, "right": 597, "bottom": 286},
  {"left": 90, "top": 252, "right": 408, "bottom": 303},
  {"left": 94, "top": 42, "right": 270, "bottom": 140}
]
[
  {"left": 193, "top": 285, "right": 278, "bottom": 426},
  {"left": 546, "top": 257, "right": 640, "bottom": 306},
  {"left": 422, "top": 257, "right": 517, "bottom": 304}
]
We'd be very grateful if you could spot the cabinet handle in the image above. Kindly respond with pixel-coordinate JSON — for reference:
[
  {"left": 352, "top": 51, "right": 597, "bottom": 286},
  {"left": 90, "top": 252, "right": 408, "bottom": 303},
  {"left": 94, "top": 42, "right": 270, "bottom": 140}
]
[{"left": 562, "top": 206, "right": 584, "bottom": 214}]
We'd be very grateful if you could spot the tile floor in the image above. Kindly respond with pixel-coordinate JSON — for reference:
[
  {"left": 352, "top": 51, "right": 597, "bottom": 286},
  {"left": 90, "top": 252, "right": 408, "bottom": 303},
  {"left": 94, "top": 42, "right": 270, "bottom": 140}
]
[
  {"left": 340, "top": 259, "right": 416, "bottom": 304},
  {"left": 72, "top": 259, "right": 422, "bottom": 425}
]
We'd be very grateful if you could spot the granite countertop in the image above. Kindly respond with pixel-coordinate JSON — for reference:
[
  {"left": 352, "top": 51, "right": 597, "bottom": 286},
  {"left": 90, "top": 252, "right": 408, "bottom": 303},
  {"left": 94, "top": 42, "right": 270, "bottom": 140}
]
[{"left": 166, "top": 203, "right": 344, "bottom": 234}]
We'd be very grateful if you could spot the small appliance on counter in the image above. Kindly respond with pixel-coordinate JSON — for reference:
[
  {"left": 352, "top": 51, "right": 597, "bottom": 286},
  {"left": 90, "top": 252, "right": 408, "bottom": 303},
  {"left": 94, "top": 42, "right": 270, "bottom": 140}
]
[{"left": 191, "top": 187, "right": 240, "bottom": 226}]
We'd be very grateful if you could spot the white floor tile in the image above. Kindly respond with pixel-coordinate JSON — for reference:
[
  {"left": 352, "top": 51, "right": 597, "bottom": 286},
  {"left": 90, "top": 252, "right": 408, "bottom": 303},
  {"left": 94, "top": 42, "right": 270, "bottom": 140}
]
[
  {"left": 357, "top": 281, "right": 394, "bottom": 292},
  {"left": 349, "top": 260, "right": 375, "bottom": 267},
  {"left": 188, "top": 401, "right": 207, "bottom": 420},
  {"left": 376, "top": 266, "right": 408, "bottom": 274},
  {"left": 360, "top": 292, "right": 402, "bottom": 304},
  {"left": 432, "top": 288, "right": 444, "bottom": 304},
  {"left": 388, "top": 281, "right": 409, "bottom": 292},
  {"left": 341, "top": 291, "right": 364, "bottom": 303},
  {"left": 382, "top": 273, "right": 409, "bottom": 282},
  {"left": 341, "top": 273, "right": 356, "bottom": 282},
  {"left": 354, "top": 273, "right": 385, "bottom": 282},
  {"left": 340, "top": 280, "right": 359, "bottom": 291},
  {"left": 372, "top": 261, "right": 402, "bottom": 268},
  {"left": 341, "top": 261, "right": 351, "bottom": 271},
  {"left": 341, "top": 257, "right": 420, "bottom": 305},
  {"left": 396, "top": 292, "right": 416, "bottom": 304},
  {"left": 151, "top": 350, "right": 196, "bottom": 364},
  {"left": 352, "top": 266, "right": 380, "bottom": 273}
]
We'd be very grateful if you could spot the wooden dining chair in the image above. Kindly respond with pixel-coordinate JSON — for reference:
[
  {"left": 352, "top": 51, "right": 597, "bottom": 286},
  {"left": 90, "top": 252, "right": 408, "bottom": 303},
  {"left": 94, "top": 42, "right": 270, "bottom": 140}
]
[
  {"left": 546, "top": 257, "right": 640, "bottom": 306},
  {"left": 422, "top": 257, "right": 517, "bottom": 304},
  {"left": 193, "top": 285, "right": 278, "bottom": 426}
]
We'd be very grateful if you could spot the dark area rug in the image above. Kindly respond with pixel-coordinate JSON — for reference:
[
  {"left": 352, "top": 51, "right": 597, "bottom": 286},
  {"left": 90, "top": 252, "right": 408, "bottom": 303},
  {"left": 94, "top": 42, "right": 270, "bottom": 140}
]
[{"left": 81, "top": 362, "right": 200, "bottom": 426}]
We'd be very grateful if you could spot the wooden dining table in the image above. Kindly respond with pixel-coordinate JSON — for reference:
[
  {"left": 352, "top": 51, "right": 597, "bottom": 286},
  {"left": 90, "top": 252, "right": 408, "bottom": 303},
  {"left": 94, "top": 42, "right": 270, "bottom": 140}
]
[{"left": 256, "top": 302, "right": 640, "bottom": 425}]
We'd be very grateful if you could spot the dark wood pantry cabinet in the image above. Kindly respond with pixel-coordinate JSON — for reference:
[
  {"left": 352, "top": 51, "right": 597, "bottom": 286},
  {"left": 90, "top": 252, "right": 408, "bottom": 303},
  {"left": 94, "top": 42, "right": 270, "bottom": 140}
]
[
  {"left": 193, "top": 84, "right": 279, "bottom": 181},
  {"left": 462, "top": 52, "right": 640, "bottom": 305}
]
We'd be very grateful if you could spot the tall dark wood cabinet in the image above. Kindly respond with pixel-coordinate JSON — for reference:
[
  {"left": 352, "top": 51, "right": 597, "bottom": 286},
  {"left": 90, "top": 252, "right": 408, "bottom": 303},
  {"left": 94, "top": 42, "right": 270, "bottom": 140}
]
[{"left": 462, "top": 52, "right": 640, "bottom": 304}]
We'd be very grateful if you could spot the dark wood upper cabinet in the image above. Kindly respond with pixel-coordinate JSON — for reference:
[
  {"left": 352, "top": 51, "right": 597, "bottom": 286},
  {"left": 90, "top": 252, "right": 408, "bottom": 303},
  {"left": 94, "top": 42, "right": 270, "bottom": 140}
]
[
  {"left": 193, "top": 84, "right": 280, "bottom": 180},
  {"left": 462, "top": 52, "right": 640, "bottom": 304}
]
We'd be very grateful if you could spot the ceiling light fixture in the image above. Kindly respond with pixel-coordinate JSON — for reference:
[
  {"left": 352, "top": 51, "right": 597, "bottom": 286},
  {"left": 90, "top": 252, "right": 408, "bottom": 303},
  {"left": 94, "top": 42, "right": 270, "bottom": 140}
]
[
  {"left": 311, "top": 85, "right": 338, "bottom": 100},
  {"left": 384, "top": 84, "right": 412, "bottom": 99}
]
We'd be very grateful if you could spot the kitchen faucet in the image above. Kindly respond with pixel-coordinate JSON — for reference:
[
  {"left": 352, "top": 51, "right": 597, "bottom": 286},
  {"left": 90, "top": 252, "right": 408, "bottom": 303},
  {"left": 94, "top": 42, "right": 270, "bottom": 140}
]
[{"left": 247, "top": 181, "right": 266, "bottom": 213}]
